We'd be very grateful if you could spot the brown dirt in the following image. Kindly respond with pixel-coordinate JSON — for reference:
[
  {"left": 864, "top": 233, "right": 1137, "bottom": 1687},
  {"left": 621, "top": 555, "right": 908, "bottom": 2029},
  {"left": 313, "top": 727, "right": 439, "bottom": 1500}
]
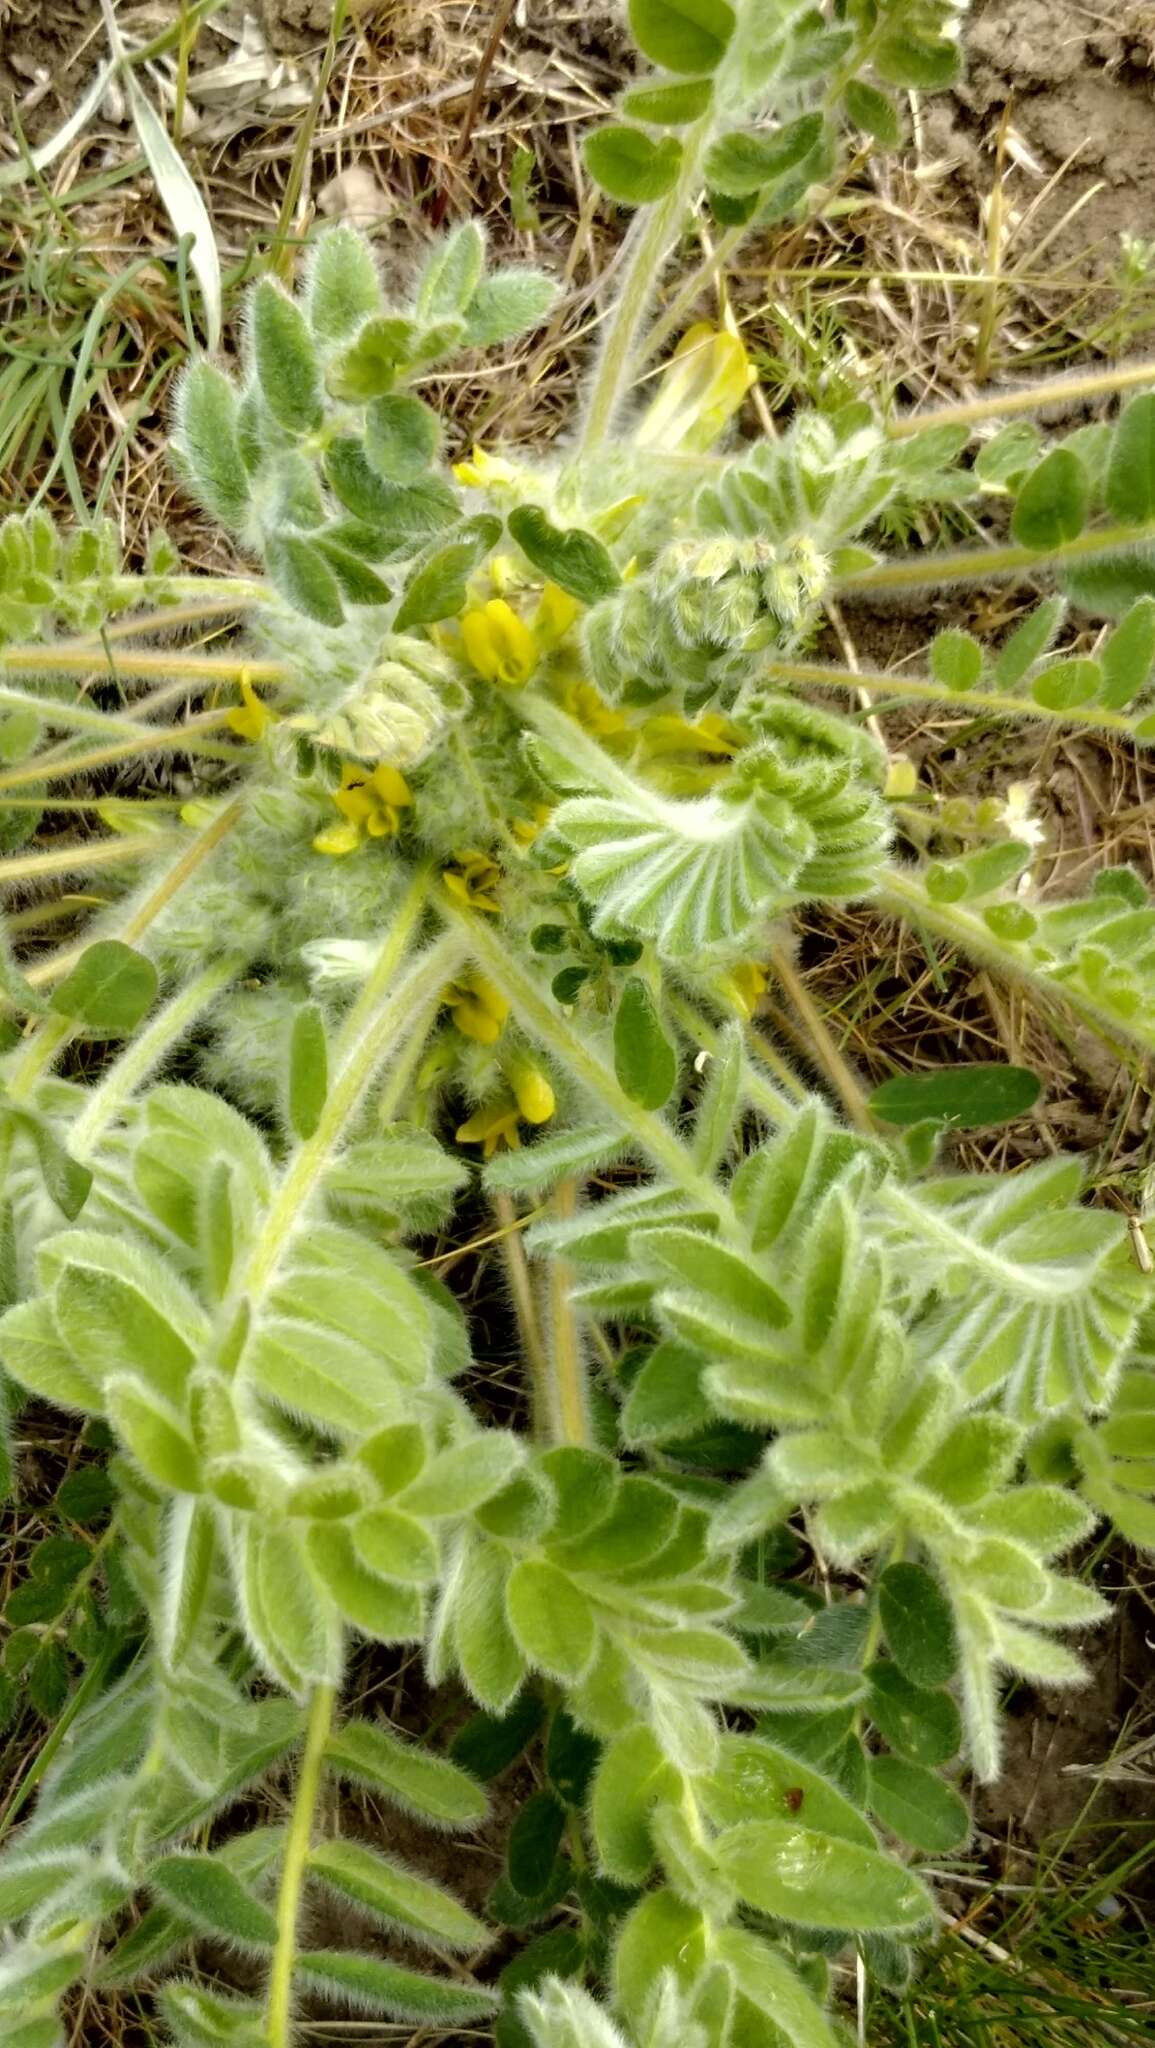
[
  {"left": 965, "top": 0, "right": 1155, "bottom": 294},
  {"left": 977, "top": 1575, "right": 1155, "bottom": 1873}
]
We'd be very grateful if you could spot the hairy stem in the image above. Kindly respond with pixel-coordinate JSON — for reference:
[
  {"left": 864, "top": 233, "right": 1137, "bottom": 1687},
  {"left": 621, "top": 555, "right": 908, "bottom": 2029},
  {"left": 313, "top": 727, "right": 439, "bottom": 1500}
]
[
  {"left": 761, "top": 655, "right": 1154, "bottom": 743},
  {"left": 6, "top": 798, "right": 244, "bottom": 1090},
  {"left": 0, "top": 831, "right": 180, "bottom": 889},
  {"left": 451, "top": 908, "right": 731, "bottom": 1219},
  {"left": 640, "top": 221, "right": 747, "bottom": 371},
  {"left": 0, "top": 682, "right": 180, "bottom": 740},
  {"left": 887, "top": 357, "right": 1155, "bottom": 440},
  {"left": 837, "top": 515, "right": 1155, "bottom": 596},
  {"left": 266, "top": 1680, "right": 335, "bottom": 2048},
  {"left": 0, "top": 645, "right": 286, "bottom": 684},
  {"left": 493, "top": 1190, "right": 552, "bottom": 1436},
  {"left": 0, "top": 718, "right": 246, "bottom": 792},
  {"left": 580, "top": 121, "right": 712, "bottom": 453},
  {"left": 878, "top": 866, "right": 1155, "bottom": 1062},
  {"left": 69, "top": 954, "right": 244, "bottom": 1158},
  {"left": 244, "top": 895, "right": 461, "bottom": 1299},
  {"left": 545, "top": 1178, "right": 590, "bottom": 1446},
  {"left": 768, "top": 943, "right": 874, "bottom": 1134}
]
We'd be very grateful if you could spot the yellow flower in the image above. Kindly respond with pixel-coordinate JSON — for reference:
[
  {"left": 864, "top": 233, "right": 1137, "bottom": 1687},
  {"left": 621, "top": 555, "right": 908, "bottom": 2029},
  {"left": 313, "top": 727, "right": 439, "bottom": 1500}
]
[
  {"left": 226, "top": 672, "right": 274, "bottom": 741},
  {"left": 452, "top": 443, "right": 519, "bottom": 489},
  {"left": 313, "top": 761, "right": 412, "bottom": 856},
  {"left": 509, "top": 803, "right": 553, "bottom": 848},
  {"left": 721, "top": 961, "right": 769, "bottom": 1019},
  {"left": 456, "top": 1075, "right": 555, "bottom": 1157},
  {"left": 442, "top": 849, "right": 503, "bottom": 915},
  {"left": 533, "top": 582, "right": 582, "bottom": 648},
  {"left": 442, "top": 971, "right": 510, "bottom": 1045},
  {"left": 563, "top": 676, "right": 630, "bottom": 746},
  {"left": 460, "top": 599, "right": 537, "bottom": 687},
  {"left": 640, "top": 711, "right": 742, "bottom": 760},
  {"left": 504, "top": 1057, "right": 555, "bottom": 1125},
  {"left": 634, "top": 322, "right": 757, "bottom": 456},
  {"left": 455, "top": 1098, "right": 524, "bottom": 1158}
]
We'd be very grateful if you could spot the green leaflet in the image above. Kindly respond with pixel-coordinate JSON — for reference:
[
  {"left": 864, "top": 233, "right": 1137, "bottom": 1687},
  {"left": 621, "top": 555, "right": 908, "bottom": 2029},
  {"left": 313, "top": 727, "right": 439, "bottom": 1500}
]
[
  {"left": 699, "top": 1733, "right": 876, "bottom": 1847},
  {"left": 584, "top": 127, "right": 684, "bottom": 206},
  {"left": 878, "top": 1564, "right": 957, "bottom": 1688},
  {"left": 590, "top": 1726, "right": 681, "bottom": 1883},
  {"left": 305, "top": 1524, "right": 425, "bottom": 1645},
  {"left": 249, "top": 279, "right": 323, "bottom": 437},
  {"left": 715, "top": 1818, "right": 934, "bottom": 1931},
  {"left": 50, "top": 940, "right": 157, "bottom": 1036},
  {"left": 507, "top": 506, "right": 620, "bottom": 603},
  {"left": 309, "top": 1837, "right": 488, "bottom": 1948},
  {"left": 629, "top": 0, "right": 736, "bottom": 73},
  {"left": 452, "top": 1534, "right": 526, "bottom": 1712},
  {"left": 614, "top": 977, "right": 677, "bottom": 1109},
  {"left": 287, "top": 1003, "right": 328, "bottom": 1140},
  {"left": 246, "top": 1318, "right": 405, "bottom": 1437},
  {"left": 325, "top": 1718, "right": 488, "bottom": 1827},
  {"left": 150, "top": 1854, "right": 277, "bottom": 1949},
  {"left": 305, "top": 223, "right": 384, "bottom": 342},
  {"left": 506, "top": 1559, "right": 598, "bottom": 1680},
  {"left": 297, "top": 1949, "right": 498, "bottom": 2023},
  {"left": 868, "top": 1755, "right": 970, "bottom": 1853}
]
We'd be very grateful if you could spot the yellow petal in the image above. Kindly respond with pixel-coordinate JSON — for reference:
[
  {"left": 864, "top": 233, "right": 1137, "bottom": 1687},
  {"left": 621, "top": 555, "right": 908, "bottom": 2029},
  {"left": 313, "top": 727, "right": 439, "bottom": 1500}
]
[
  {"left": 508, "top": 1061, "right": 555, "bottom": 1125},
  {"left": 334, "top": 784, "right": 375, "bottom": 825},
  {"left": 472, "top": 975, "right": 510, "bottom": 1024},
  {"left": 452, "top": 999, "right": 503, "bottom": 1044},
  {"left": 723, "top": 961, "right": 768, "bottom": 1018},
  {"left": 370, "top": 762, "right": 413, "bottom": 808},
  {"left": 885, "top": 754, "right": 918, "bottom": 799},
  {"left": 634, "top": 322, "right": 757, "bottom": 456},
  {"left": 533, "top": 582, "right": 582, "bottom": 647},
  {"left": 312, "top": 819, "right": 362, "bottom": 857},
  {"left": 225, "top": 674, "right": 272, "bottom": 741},
  {"left": 460, "top": 608, "right": 501, "bottom": 684},
  {"left": 488, "top": 600, "right": 537, "bottom": 686}
]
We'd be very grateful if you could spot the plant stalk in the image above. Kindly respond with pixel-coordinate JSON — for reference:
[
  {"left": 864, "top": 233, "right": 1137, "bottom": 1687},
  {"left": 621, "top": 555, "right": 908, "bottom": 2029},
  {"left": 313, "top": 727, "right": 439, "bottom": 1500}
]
[
  {"left": 838, "top": 515, "right": 1155, "bottom": 595},
  {"left": 451, "top": 908, "right": 731, "bottom": 1221},
  {"left": 0, "top": 646, "right": 286, "bottom": 683},
  {"left": 887, "top": 357, "right": 1155, "bottom": 440},
  {"left": 6, "top": 797, "right": 244, "bottom": 1088},
  {"left": 493, "top": 1189, "right": 553, "bottom": 1437},
  {"left": 266, "top": 1680, "right": 335, "bottom": 2048},
  {"left": 244, "top": 912, "right": 462, "bottom": 1298},
  {"left": 760, "top": 656, "right": 1153, "bottom": 742},
  {"left": 69, "top": 954, "right": 244, "bottom": 1158},
  {"left": 0, "top": 719, "right": 246, "bottom": 792},
  {"left": 768, "top": 943, "right": 874, "bottom": 1134},
  {"left": 878, "top": 866, "right": 1155, "bottom": 1062},
  {"left": 579, "top": 118, "right": 712, "bottom": 453},
  {"left": 545, "top": 1177, "right": 589, "bottom": 1446}
]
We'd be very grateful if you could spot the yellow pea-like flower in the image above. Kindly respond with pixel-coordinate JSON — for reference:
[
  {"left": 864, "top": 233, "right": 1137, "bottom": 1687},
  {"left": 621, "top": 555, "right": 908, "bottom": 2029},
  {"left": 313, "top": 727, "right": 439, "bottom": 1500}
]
[
  {"left": 442, "top": 850, "right": 503, "bottom": 915},
  {"left": 313, "top": 761, "right": 413, "bottom": 855},
  {"left": 722, "top": 961, "right": 769, "bottom": 1019},
  {"left": 226, "top": 672, "right": 274, "bottom": 742},
  {"left": 455, "top": 1098, "right": 524, "bottom": 1157},
  {"left": 442, "top": 972, "right": 510, "bottom": 1044},
  {"left": 460, "top": 599, "right": 537, "bottom": 687},
  {"left": 634, "top": 322, "right": 757, "bottom": 456},
  {"left": 505, "top": 1057, "right": 555, "bottom": 1126}
]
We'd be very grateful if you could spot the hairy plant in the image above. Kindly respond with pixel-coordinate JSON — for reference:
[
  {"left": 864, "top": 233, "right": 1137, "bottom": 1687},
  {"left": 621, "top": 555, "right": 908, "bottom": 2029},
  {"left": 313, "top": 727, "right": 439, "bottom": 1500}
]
[{"left": 0, "top": 4, "right": 1153, "bottom": 2046}]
